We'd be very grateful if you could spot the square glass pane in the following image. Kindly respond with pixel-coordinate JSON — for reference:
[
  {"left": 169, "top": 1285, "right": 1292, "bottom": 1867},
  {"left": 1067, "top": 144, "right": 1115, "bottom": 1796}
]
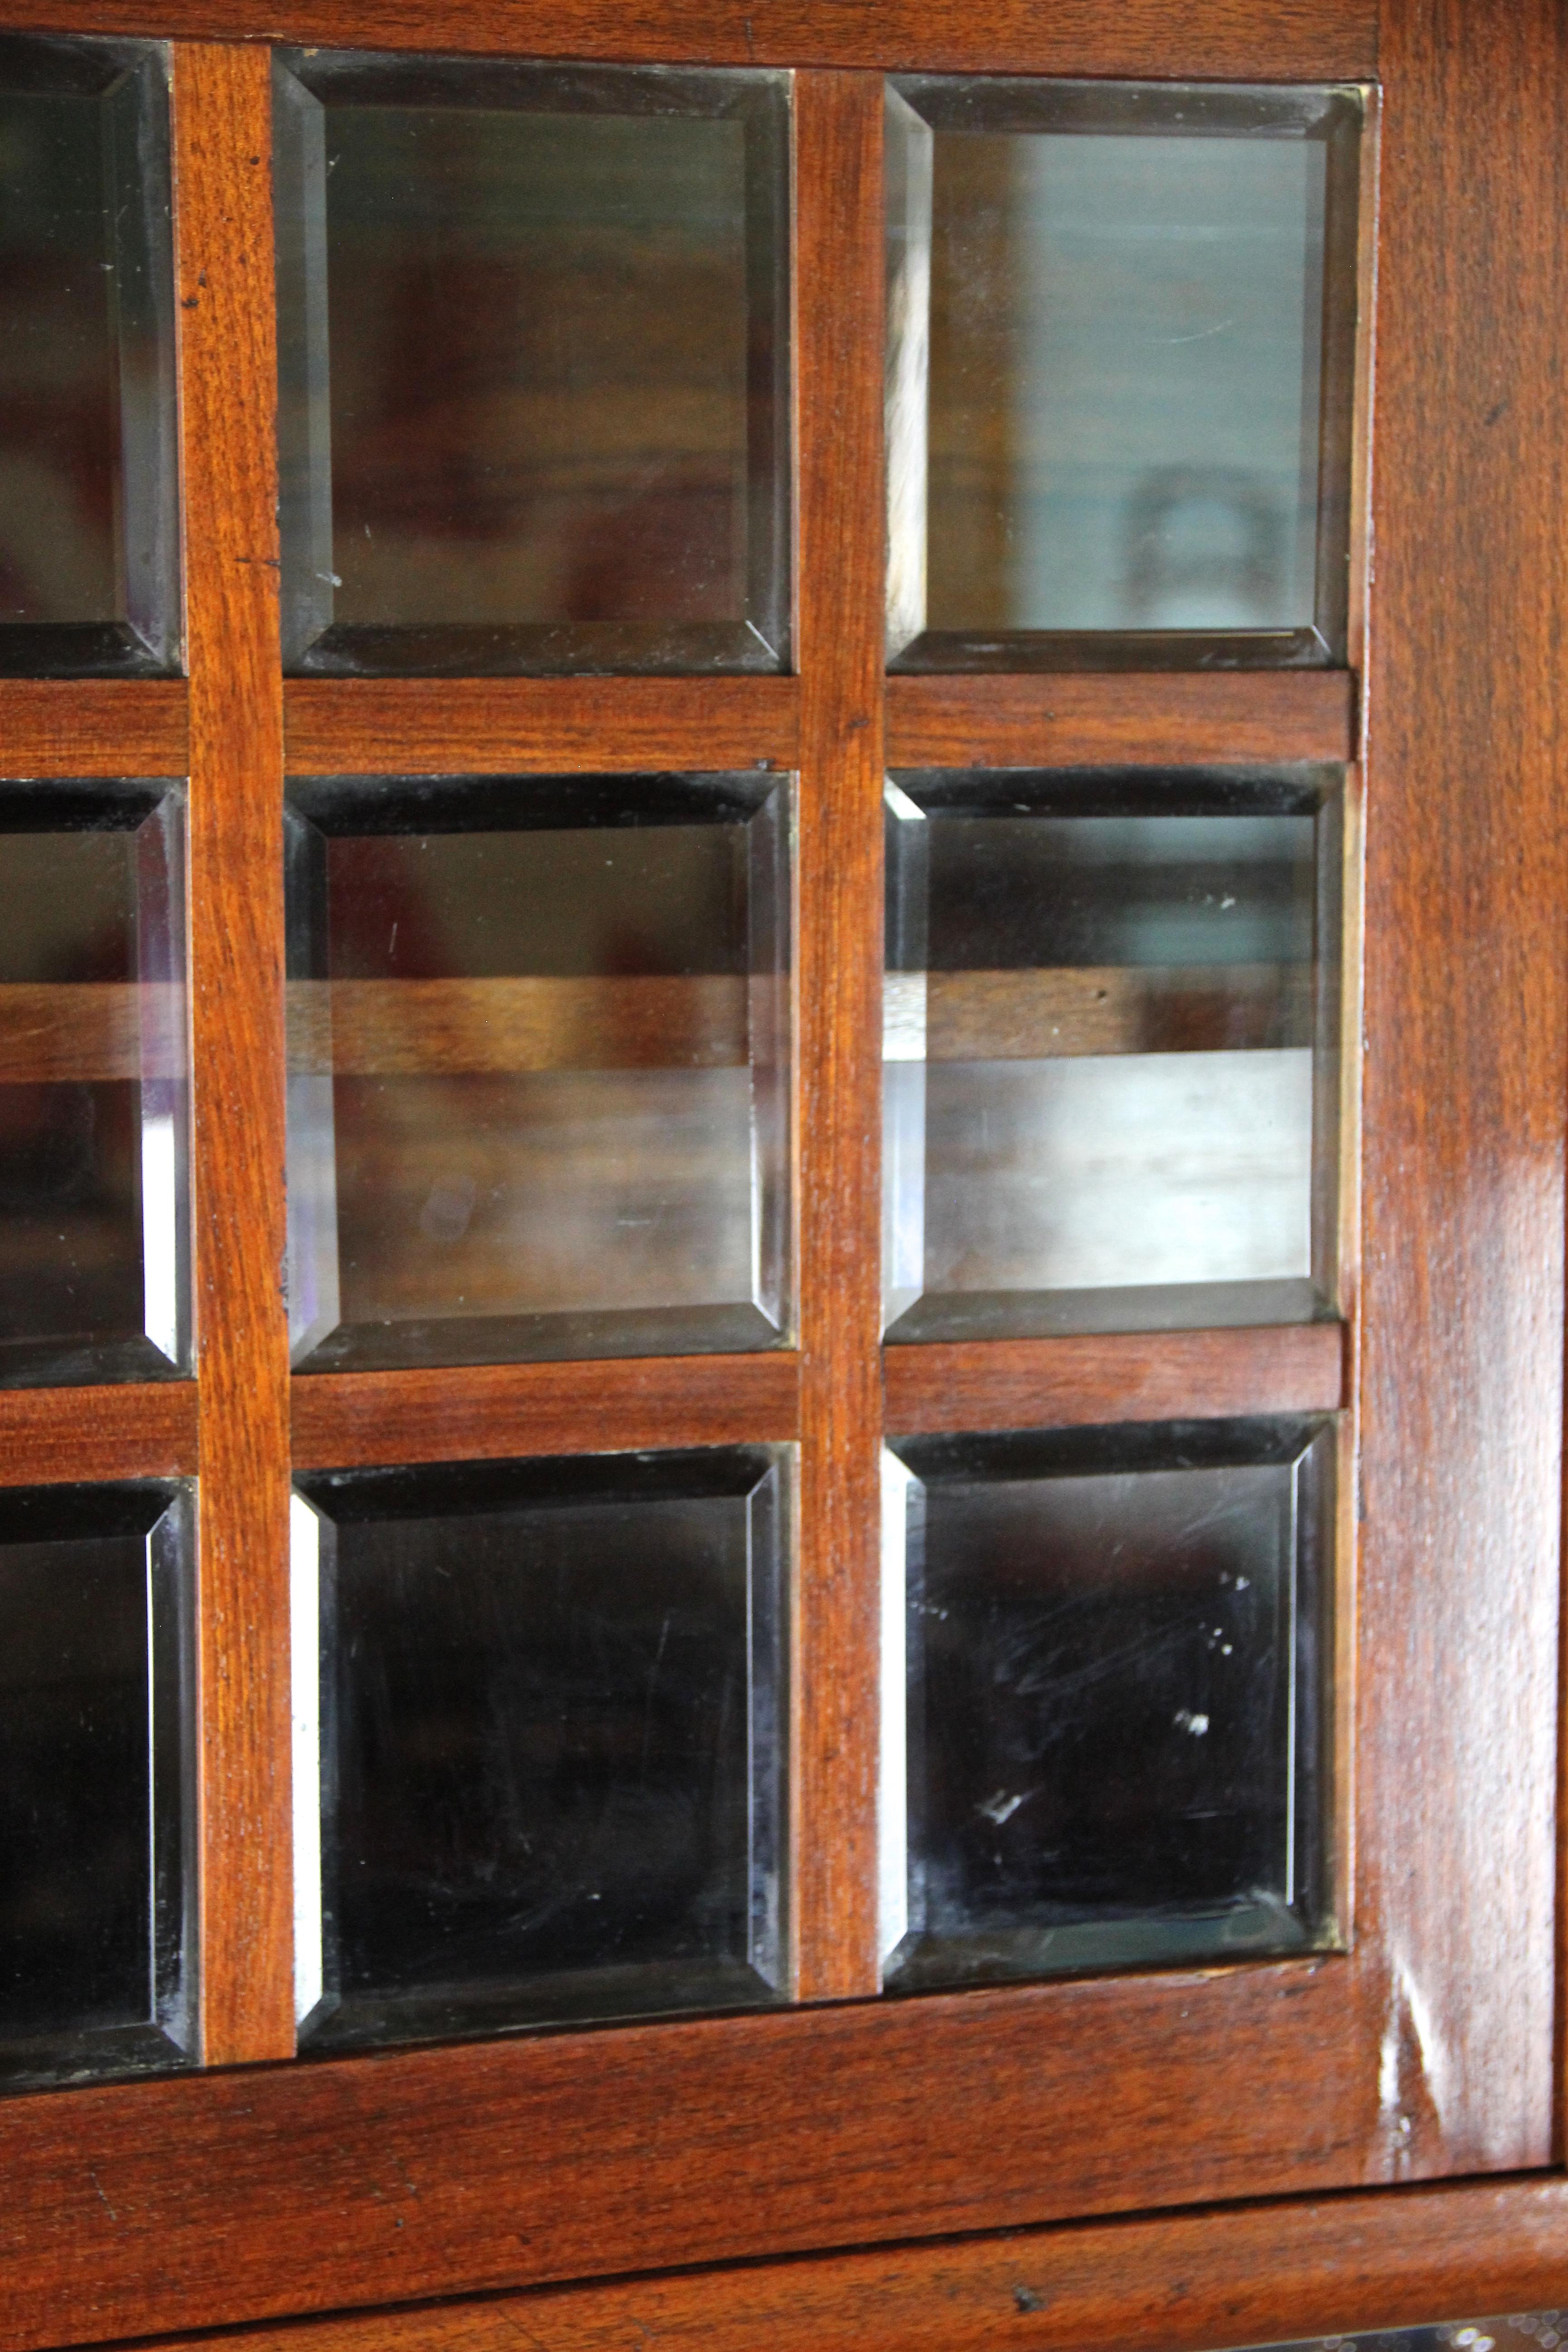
[
  {"left": 0, "top": 784, "right": 190, "bottom": 1386},
  {"left": 883, "top": 769, "right": 1341, "bottom": 1343},
  {"left": 0, "top": 36, "right": 178, "bottom": 674},
  {"left": 887, "top": 78, "right": 1361, "bottom": 670},
  {"left": 293, "top": 1447, "right": 788, "bottom": 2050},
  {"left": 286, "top": 774, "right": 790, "bottom": 1371},
  {"left": 882, "top": 1419, "right": 1329, "bottom": 1990},
  {"left": 0, "top": 1480, "right": 193, "bottom": 2089},
  {"left": 274, "top": 52, "right": 790, "bottom": 676}
]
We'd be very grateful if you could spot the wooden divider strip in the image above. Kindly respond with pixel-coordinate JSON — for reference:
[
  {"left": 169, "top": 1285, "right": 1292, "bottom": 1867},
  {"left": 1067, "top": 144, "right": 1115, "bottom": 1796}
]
[
  {"left": 174, "top": 41, "right": 295, "bottom": 2067},
  {"left": 884, "top": 1321, "right": 1347, "bottom": 1435},
  {"left": 0, "top": 679, "right": 190, "bottom": 778},
  {"left": 887, "top": 670, "right": 1356, "bottom": 771},
  {"left": 0, "top": 1382, "right": 199, "bottom": 1484},
  {"left": 284, "top": 676, "right": 800, "bottom": 775},
  {"left": 791, "top": 72, "right": 886, "bottom": 2004},
  {"left": 292, "top": 1354, "right": 802, "bottom": 1470},
  {"left": 0, "top": 0, "right": 1379, "bottom": 80}
]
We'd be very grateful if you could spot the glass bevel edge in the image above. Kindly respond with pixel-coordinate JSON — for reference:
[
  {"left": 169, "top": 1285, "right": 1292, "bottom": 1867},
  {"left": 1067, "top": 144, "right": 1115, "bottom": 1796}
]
[{"left": 292, "top": 1441, "right": 791, "bottom": 2051}]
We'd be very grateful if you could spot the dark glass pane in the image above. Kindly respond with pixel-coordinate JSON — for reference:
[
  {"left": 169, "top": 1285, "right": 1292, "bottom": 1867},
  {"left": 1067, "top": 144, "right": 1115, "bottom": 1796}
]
[
  {"left": 275, "top": 52, "right": 789, "bottom": 676},
  {"left": 887, "top": 78, "right": 1360, "bottom": 671},
  {"left": 0, "top": 36, "right": 178, "bottom": 674},
  {"left": 0, "top": 784, "right": 189, "bottom": 1387},
  {"left": 287, "top": 774, "right": 790, "bottom": 1372},
  {"left": 0, "top": 1480, "right": 193, "bottom": 2089},
  {"left": 294, "top": 1449, "right": 787, "bottom": 2049},
  {"left": 884, "top": 769, "right": 1341, "bottom": 1344},
  {"left": 883, "top": 1419, "right": 1329, "bottom": 1989}
]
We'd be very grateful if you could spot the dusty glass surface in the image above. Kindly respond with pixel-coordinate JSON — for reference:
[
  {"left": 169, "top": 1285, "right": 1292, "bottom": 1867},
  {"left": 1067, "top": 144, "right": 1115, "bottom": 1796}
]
[
  {"left": 274, "top": 52, "right": 790, "bottom": 676},
  {"left": 883, "top": 769, "right": 1341, "bottom": 1344},
  {"left": 0, "top": 1480, "right": 193, "bottom": 2091},
  {"left": 881, "top": 1418, "right": 1329, "bottom": 1990},
  {"left": 886, "top": 79, "right": 1361, "bottom": 670},
  {"left": 0, "top": 36, "right": 178, "bottom": 674},
  {"left": 286, "top": 774, "right": 791, "bottom": 1372},
  {"left": 0, "top": 784, "right": 189, "bottom": 1386},
  {"left": 293, "top": 1448, "right": 788, "bottom": 2050}
]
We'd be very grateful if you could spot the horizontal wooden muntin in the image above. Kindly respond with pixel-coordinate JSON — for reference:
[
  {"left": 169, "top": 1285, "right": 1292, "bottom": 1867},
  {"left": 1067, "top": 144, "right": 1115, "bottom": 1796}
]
[
  {"left": 0, "top": 1380, "right": 198, "bottom": 1482},
  {"left": 291, "top": 1350, "right": 802, "bottom": 1467},
  {"left": 884, "top": 1321, "right": 1346, "bottom": 1433},
  {"left": 0, "top": 680, "right": 188, "bottom": 779},
  {"left": 284, "top": 677, "right": 801, "bottom": 776},
  {"left": 127, "top": 2174, "right": 1568, "bottom": 2352},
  {"left": 0, "top": 1, "right": 1377, "bottom": 79},
  {"left": 887, "top": 671, "right": 1357, "bottom": 771}
]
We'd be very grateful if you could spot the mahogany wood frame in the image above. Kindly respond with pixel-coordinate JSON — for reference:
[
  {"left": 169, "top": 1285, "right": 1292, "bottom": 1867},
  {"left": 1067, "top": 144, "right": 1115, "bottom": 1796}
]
[{"left": 0, "top": 1, "right": 1565, "bottom": 2348}]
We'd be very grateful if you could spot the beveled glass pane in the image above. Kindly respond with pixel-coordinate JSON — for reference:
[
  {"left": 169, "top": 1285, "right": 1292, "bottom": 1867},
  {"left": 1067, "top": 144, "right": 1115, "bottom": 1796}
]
[
  {"left": 274, "top": 52, "right": 789, "bottom": 676},
  {"left": 286, "top": 774, "right": 790, "bottom": 1371},
  {"left": 293, "top": 1448, "right": 788, "bottom": 2049},
  {"left": 887, "top": 78, "right": 1361, "bottom": 670},
  {"left": 882, "top": 1419, "right": 1328, "bottom": 1989},
  {"left": 0, "top": 784, "right": 189, "bottom": 1386},
  {"left": 884, "top": 769, "right": 1340, "bottom": 1344},
  {"left": 0, "top": 36, "right": 178, "bottom": 674},
  {"left": 0, "top": 1480, "right": 193, "bottom": 2089}
]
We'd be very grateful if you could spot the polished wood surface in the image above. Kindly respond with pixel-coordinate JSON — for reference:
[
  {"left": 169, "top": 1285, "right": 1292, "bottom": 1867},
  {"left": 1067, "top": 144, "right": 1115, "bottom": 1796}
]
[
  {"left": 0, "top": 1382, "right": 198, "bottom": 1483},
  {"left": 885, "top": 1322, "right": 1346, "bottom": 1434},
  {"left": 292, "top": 1353, "right": 801, "bottom": 1468},
  {"left": 792, "top": 72, "right": 885, "bottom": 2004},
  {"left": 0, "top": 0, "right": 1378, "bottom": 77},
  {"left": 284, "top": 677, "right": 799, "bottom": 777},
  {"left": 110, "top": 2175, "right": 1568, "bottom": 2352},
  {"left": 887, "top": 671, "right": 1357, "bottom": 772},
  {"left": 0, "top": 1957, "right": 1376, "bottom": 2350},
  {"left": 1355, "top": 0, "right": 1564, "bottom": 2171},
  {"left": 174, "top": 42, "right": 296, "bottom": 2068},
  {"left": 0, "top": 679, "right": 188, "bottom": 777}
]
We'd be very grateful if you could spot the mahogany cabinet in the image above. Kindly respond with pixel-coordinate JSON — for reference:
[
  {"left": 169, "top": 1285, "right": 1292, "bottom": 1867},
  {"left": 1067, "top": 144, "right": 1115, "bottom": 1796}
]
[{"left": 0, "top": 0, "right": 1564, "bottom": 2347}]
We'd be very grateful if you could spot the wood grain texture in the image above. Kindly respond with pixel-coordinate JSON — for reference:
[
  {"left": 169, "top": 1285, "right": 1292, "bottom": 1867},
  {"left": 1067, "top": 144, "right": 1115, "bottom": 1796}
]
[
  {"left": 1356, "top": 0, "right": 1566, "bottom": 2172},
  {"left": 0, "top": 680, "right": 188, "bottom": 777},
  {"left": 108, "top": 2175, "right": 1568, "bottom": 2352},
  {"left": 0, "top": 0, "right": 1378, "bottom": 75},
  {"left": 887, "top": 671, "right": 1356, "bottom": 772},
  {"left": 284, "top": 678, "right": 799, "bottom": 776},
  {"left": 174, "top": 42, "right": 294, "bottom": 2067},
  {"left": 792, "top": 73, "right": 885, "bottom": 2004},
  {"left": 292, "top": 1354, "right": 801, "bottom": 1468},
  {"left": 0, "top": 1382, "right": 198, "bottom": 1483},
  {"left": 286, "top": 975, "right": 751, "bottom": 1075},
  {"left": 0, "top": 1957, "right": 1377, "bottom": 2350},
  {"left": 885, "top": 1322, "right": 1346, "bottom": 1435}
]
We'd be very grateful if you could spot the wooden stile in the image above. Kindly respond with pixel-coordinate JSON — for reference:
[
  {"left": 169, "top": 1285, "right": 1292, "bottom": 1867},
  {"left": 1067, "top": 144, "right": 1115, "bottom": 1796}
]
[
  {"left": 173, "top": 40, "right": 296, "bottom": 2067},
  {"left": 791, "top": 70, "right": 887, "bottom": 2004}
]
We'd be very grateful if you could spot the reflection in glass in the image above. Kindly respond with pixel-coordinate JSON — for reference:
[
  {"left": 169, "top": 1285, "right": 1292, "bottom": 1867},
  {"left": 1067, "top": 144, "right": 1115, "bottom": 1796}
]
[
  {"left": 274, "top": 51, "right": 790, "bottom": 676},
  {"left": 1162, "top": 2318, "right": 1545, "bottom": 2352},
  {"left": 886, "top": 78, "right": 1361, "bottom": 668},
  {"left": 883, "top": 769, "right": 1341, "bottom": 1344},
  {"left": 293, "top": 1448, "right": 788, "bottom": 2050},
  {"left": 0, "top": 784, "right": 189, "bottom": 1386},
  {"left": 286, "top": 774, "right": 791, "bottom": 1372},
  {"left": 882, "top": 1418, "right": 1329, "bottom": 1990},
  {"left": 0, "top": 1480, "right": 193, "bottom": 2090},
  {"left": 0, "top": 35, "right": 178, "bottom": 674}
]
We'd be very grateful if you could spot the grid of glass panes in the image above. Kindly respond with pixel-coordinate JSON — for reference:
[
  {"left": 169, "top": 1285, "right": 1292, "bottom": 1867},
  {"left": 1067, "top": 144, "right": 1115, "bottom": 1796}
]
[{"left": 0, "top": 32, "right": 1362, "bottom": 2078}]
